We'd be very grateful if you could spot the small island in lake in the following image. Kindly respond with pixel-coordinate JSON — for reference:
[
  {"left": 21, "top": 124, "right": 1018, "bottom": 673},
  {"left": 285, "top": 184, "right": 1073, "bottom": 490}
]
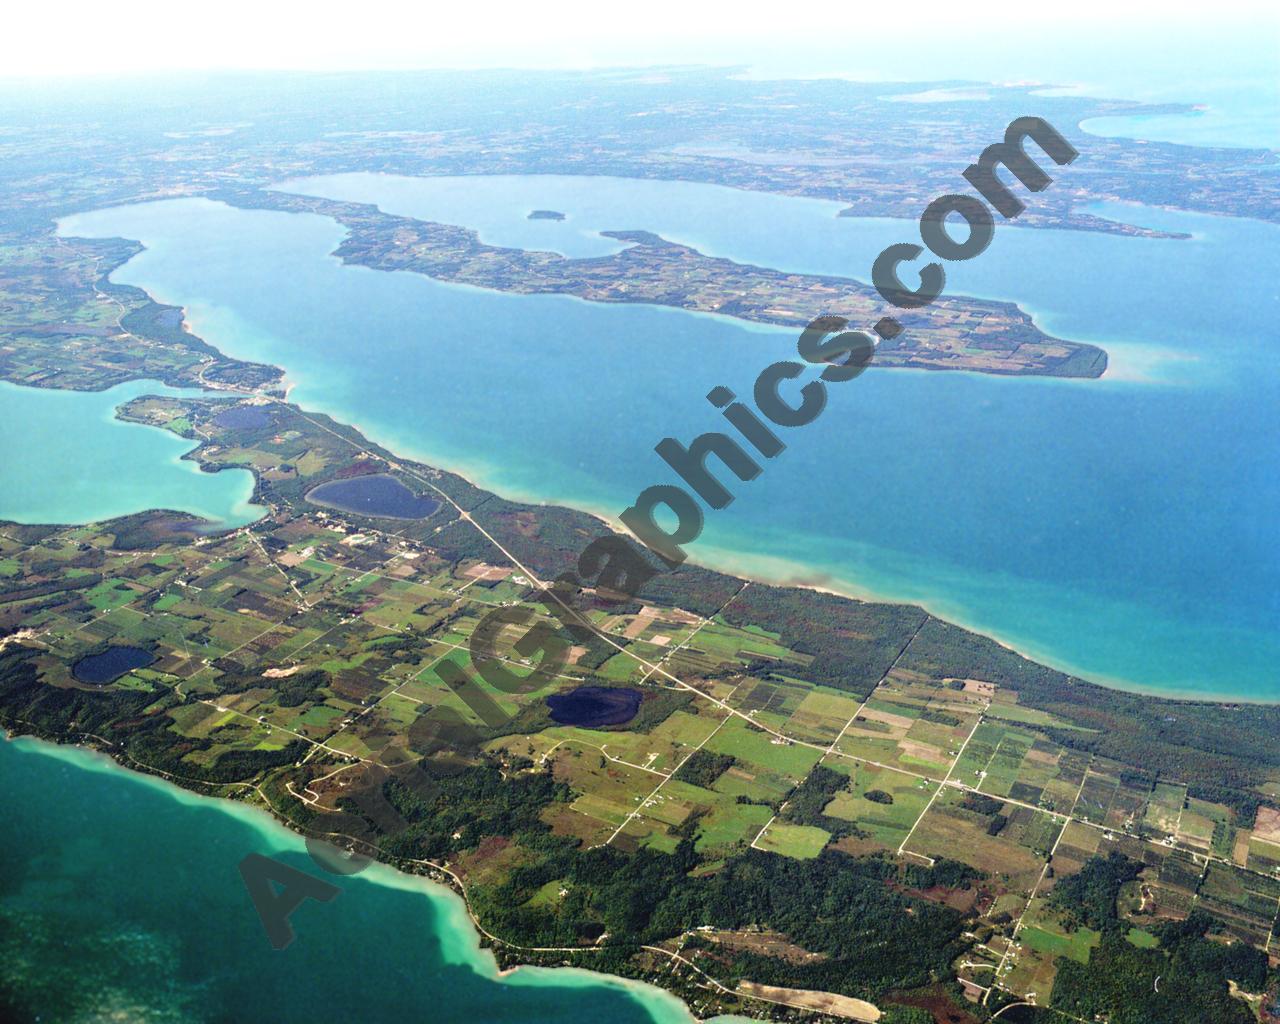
[{"left": 527, "top": 209, "right": 566, "bottom": 220}]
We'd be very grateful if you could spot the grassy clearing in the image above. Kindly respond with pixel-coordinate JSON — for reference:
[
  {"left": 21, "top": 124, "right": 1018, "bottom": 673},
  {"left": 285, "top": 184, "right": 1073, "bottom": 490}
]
[{"left": 757, "top": 822, "right": 831, "bottom": 860}]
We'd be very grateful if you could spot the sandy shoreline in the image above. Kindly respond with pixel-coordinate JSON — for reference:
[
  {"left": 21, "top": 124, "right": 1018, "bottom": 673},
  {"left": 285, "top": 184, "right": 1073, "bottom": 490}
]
[
  {"left": 80, "top": 356, "right": 1280, "bottom": 707},
  {"left": 3, "top": 731, "right": 710, "bottom": 1023},
  {"left": 316, "top": 429, "right": 1280, "bottom": 705}
]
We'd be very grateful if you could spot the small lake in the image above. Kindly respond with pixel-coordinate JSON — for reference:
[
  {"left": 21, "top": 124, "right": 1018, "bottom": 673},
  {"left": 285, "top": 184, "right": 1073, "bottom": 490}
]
[
  {"left": 546, "top": 686, "right": 643, "bottom": 727},
  {"left": 212, "top": 404, "right": 274, "bottom": 430},
  {"left": 305, "top": 473, "right": 440, "bottom": 519},
  {"left": 71, "top": 645, "right": 155, "bottom": 685}
]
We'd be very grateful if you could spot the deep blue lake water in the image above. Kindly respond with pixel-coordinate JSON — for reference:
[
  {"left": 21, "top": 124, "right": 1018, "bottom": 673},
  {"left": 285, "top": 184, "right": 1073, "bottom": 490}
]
[
  {"left": 57, "top": 179, "right": 1280, "bottom": 700},
  {"left": 213, "top": 404, "right": 275, "bottom": 430},
  {"left": 547, "top": 686, "right": 644, "bottom": 727},
  {"left": 305, "top": 473, "right": 441, "bottom": 519},
  {"left": 72, "top": 645, "right": 155, "bottom": 685}
]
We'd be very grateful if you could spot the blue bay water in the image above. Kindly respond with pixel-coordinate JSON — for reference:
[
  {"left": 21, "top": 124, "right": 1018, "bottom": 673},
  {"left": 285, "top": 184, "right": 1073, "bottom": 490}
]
[
  {"left": 0, "top": 379, "right": 260, "bottom": 528},
  {"left": 11, "top": 31, "right": 1280, "bottom": 1021},
  {"left": 0, "top": 733, "right": 710, "bottom": 1024},
  {"left": 56, "top": 180, "right": 1280, "bottom": 700}
]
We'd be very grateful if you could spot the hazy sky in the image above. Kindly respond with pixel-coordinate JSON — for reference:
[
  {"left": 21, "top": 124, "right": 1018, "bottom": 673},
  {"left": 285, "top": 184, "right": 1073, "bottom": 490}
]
[{"left": 5, "top": 0, "right": 1277, "bottom": 80}]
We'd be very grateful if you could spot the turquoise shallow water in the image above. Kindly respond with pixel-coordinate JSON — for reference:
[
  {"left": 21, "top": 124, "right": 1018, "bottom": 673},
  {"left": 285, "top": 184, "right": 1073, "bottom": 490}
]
[
  {"left": 0, "top": 379, "right": 260, "bottom": 528},
  {"left": 56, "top": 182, "right": 1280, "bottom": 699},
  {"left": 0, "top": 733, "right": 710, "bottom": 1024},
  {"left": 9, "top": 31, "right": 1278, "bottom": 1022}
]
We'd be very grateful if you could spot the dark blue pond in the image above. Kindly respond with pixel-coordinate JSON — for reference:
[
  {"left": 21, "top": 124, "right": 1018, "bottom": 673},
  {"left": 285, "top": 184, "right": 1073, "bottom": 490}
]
[
  {"left": 305, "top": 474, "right": 440, "bottom": 519},
  {"left": 545, "top": 686, "right": 643, "bottom": 727},
  {"left": 72, "top": 645, "right": 155, "bottom": 685},
  {"left": 212, "top": 405, "right": 273, "bottom": 430}
]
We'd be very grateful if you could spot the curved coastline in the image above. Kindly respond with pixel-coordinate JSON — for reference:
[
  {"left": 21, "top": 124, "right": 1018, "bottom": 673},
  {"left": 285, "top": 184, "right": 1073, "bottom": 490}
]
[
  {"left": 0, "top": 378, "right": 262, "bottom": 529},
  {"left": 1, "top": 730, "right": 716, "bottom": 1024},
  {"left": 31, "top": 209, "right": 1280, "bottom": 700},
  {"left": 285, "top": 410, "right": 1276, "bottom": 705},
  {"left": 5, "top": 190, "right": 1272, "bottom": 1024},
  {"left": 7, "top": 311, "right": 1271, "bottom": 705}
]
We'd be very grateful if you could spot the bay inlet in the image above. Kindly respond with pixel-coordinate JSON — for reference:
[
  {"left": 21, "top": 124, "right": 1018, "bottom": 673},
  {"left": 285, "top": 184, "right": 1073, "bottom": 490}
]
[
  {"left": 55, "top": 183, "right": 1280, "bottom": 698},
  {"left": 0, "top": 379, "right": 260, "bottom": 529}
]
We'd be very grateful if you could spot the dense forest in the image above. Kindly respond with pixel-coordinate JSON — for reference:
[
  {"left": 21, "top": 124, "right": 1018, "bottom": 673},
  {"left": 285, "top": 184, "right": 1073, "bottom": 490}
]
[
  {"left": 1049, "top": 854, "right": 1274, "bottom": 1023},
  {"left": 1048, "top": 851, "right": 1142, "bottom": 931}
]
